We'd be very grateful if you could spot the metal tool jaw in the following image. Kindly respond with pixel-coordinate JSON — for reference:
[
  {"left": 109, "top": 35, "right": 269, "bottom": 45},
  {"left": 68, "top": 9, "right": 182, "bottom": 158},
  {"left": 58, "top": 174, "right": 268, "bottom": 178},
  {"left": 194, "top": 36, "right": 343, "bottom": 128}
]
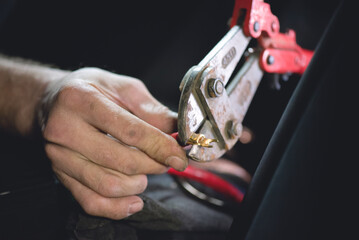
[
  {"left": 177, "top": 0, "right": 314, "bottom": 162},
  {"left": 178, "top": 26, "right": 263, "bottom": 162}
]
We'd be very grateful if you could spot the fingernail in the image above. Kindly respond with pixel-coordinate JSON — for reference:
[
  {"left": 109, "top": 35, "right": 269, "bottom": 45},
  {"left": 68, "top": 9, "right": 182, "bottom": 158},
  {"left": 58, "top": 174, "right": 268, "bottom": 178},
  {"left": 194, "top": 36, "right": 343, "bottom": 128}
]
[
  {"left": 166, "top": 156, "right": 187, "bottom": 171},
  {"left": 128, "top": 201, "right": 144, "bottom": 216}
]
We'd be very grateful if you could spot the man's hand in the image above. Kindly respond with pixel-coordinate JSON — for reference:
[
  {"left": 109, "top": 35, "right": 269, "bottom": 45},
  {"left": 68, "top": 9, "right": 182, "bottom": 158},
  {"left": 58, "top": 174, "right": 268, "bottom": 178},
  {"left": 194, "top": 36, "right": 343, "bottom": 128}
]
[{"left": 39, "top": 68, "right": 188, "bottom": 219}]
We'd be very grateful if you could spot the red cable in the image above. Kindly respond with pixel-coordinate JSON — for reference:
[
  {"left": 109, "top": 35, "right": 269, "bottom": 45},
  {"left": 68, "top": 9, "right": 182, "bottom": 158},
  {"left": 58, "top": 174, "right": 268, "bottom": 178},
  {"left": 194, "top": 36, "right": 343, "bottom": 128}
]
[
  {"left": 168, "top": 165, "right": 244, "bottom": 203},
  {"left": 168, "top": 131, "right": 244, "bottom": 203}
]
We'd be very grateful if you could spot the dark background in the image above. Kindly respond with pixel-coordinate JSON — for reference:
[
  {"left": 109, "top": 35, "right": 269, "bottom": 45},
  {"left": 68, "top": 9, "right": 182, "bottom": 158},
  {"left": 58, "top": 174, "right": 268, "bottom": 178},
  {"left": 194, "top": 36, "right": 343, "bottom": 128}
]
[{"left": 0, "top": 0, "right": 341, "bottom": 238}]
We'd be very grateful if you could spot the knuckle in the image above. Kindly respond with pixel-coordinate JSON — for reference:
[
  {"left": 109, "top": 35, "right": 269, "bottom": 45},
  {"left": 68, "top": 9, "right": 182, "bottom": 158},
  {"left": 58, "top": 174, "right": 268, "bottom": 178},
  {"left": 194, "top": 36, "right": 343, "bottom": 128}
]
[
  {"left": 97, "top": 174, "right": 122, "bottom": 197},
  {"left": 97, "top": 148, "right": 116, "bottom": 167},
  {"left": 77, "top": 67, "right": 105, "bottom": 76},
  {"left": 121, "top": 159, "right": 139, "bottom": 175},
  {"left": 44, "top": 143, "right": 57, "bottom": 157},
  {"left": 156, "top": 105, "right": 170, "bottom": 114},
  {"left": 57, "top": 85, "right": 78, "bottom": 106},
  {"left": 130, "top": 78, "right": 145, "bottom": 88},
  {"left": 139, "top": 103, "right": 168, "bottom": 115},
  {"left": 136, "top": 175, "right": 148, "bottom": 194},
  {"left": 126, "top": 78, "right": 147, "bottom": 92},
  {"left": 57, "top": 84, "right": 92, "bottom": 110},
  {"left": 43, "top": 116, "right": 64, "bottom": 142},
  {"left": 81, "top": 197, "right": 100, "bottom": 216},
  {"left": 96, "top": 150, "right": 139, "bottom": 176},
  {"left": 56, "top": 83, "right": 96, "bottom": 110},
  {"left": 145, "top": 137, "right": 163, "bottom": 158}
]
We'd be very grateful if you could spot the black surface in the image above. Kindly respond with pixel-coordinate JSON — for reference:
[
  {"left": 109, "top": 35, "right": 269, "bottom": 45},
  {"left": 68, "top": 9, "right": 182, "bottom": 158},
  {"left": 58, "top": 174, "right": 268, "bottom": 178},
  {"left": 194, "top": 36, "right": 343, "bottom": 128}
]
[{"left": 229, "top": 1, "right": 351, "bottom": 239}]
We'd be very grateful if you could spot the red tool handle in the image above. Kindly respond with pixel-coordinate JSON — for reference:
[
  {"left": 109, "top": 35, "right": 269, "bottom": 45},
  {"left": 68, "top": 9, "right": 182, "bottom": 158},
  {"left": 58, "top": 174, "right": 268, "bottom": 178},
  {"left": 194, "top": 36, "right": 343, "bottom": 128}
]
[
  {"left": 230, "top": 0, "right": 314, "bottom": 75},
  {"left": 260, "top": 47, "right": 314, "bottom": 74},
  {"left": 230, "top": 0, "right": 279, "bottom": 38},
  {"left": 258, "top": 30, "right": 314, "bottom": 74}
]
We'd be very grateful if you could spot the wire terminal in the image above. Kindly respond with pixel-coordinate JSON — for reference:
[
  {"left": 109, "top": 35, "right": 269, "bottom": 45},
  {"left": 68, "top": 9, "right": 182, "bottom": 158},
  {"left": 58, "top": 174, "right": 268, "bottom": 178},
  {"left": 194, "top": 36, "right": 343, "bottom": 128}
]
[{"left": 186, "top": 133, "right": 218, "bottom": 148}]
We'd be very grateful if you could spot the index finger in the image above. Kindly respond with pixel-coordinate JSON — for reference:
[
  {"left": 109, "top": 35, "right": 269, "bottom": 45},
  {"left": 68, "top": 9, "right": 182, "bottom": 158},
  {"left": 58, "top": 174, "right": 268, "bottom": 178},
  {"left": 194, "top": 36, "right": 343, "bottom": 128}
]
[{"left": 81, "top": 88, "right": 188, "bottom": 171}]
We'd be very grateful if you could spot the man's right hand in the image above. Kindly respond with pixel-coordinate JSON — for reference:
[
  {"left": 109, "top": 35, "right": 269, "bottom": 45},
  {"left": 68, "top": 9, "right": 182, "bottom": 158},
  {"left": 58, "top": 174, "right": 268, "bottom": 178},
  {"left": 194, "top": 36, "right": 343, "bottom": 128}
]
[{"left": 39, "top": 67, "right": 188, "bottom": 220}]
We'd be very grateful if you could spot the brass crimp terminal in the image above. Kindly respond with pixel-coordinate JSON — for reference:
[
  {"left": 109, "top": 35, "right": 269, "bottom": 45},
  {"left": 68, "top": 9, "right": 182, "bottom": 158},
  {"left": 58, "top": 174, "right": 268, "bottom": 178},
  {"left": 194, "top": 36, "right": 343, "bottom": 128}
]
[{"left": 186, "top": 133, "right": 219, "bottom": 148}]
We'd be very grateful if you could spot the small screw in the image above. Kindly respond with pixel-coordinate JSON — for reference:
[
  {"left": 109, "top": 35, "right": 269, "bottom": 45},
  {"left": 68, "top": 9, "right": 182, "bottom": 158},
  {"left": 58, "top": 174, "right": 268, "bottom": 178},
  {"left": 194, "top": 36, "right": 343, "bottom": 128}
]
[
  {"left": 253, "top": 21, "right": 260, "bottom": 32},
  {"left": 267, "top": 55, "right": 275, "bottom": 65},
  {"left": 208, "top": 78, "right": 224, "bottom": 98}
]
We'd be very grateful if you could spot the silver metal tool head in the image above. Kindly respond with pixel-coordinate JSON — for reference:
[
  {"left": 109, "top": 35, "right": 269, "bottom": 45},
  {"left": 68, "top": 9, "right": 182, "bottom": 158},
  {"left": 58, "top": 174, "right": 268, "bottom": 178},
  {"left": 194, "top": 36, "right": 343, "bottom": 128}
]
[{"left": 178, "top": 26, "right": 263, "bottom": 162}]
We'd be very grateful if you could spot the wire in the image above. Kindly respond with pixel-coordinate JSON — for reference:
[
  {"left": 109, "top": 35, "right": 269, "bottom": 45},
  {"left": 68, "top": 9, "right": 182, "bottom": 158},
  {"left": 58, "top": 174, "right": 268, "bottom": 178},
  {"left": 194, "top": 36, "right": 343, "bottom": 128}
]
[{"left": 168, "top": 165, "right": 244, "bottom": 203}]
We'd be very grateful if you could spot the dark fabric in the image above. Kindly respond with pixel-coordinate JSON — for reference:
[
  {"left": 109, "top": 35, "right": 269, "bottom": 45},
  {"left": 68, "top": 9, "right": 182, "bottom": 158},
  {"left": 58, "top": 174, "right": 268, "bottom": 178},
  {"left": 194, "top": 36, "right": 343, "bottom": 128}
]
[
  {"left": 65, "top": 174, "right": 234, "bottom": 240},
  {"left": 0, "top": 130, "right": 52, "bottom": 193},
  {"left": 0, "top": 173, "right": 238, "bottom": 239},
  {"left": 0, "top": 179, "right": 70, "bottom": 240},
  {"left": 229, "top": 1, "right": 349, "bottom": 239}
]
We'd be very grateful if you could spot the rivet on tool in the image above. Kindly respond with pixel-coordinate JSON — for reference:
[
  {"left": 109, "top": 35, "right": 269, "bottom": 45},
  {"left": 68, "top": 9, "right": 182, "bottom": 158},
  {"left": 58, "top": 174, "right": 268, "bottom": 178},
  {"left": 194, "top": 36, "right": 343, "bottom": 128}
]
[
  {"left": 267, "top": 55, "right": 275, "bottom": 65},
  {"left": 186, "top": 133, "right": 219, "bottom": 148},
  {"left": 226, "top": 121, "right": 243, "bottom": 139},
  {"left": 208, "top": 78, "right": 224, "bottom": 98},
  {"left": 253, "top": 21, "right": 260, "bottom": 32}
]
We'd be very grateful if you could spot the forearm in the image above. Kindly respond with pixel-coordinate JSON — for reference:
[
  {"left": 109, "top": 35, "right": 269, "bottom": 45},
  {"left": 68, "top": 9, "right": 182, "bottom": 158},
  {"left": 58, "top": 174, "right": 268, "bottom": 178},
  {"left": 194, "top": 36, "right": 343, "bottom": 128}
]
[{"left": 0, "top": 54, "right": 69, "bottom": 136}]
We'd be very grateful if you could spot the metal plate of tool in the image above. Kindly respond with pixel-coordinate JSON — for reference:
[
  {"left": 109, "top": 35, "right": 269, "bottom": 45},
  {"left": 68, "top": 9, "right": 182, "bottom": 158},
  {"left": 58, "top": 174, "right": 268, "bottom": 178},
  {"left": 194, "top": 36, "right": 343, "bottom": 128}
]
[{"left": 177, "top": 26, "right": 263, "bottom": 162}]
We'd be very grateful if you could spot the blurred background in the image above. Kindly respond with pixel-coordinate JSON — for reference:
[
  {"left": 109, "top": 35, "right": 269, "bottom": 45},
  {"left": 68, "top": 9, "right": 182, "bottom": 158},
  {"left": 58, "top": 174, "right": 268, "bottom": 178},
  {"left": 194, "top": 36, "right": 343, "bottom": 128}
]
[{"left": 0, "top": 0, "right": 341, "bottom": 238}]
